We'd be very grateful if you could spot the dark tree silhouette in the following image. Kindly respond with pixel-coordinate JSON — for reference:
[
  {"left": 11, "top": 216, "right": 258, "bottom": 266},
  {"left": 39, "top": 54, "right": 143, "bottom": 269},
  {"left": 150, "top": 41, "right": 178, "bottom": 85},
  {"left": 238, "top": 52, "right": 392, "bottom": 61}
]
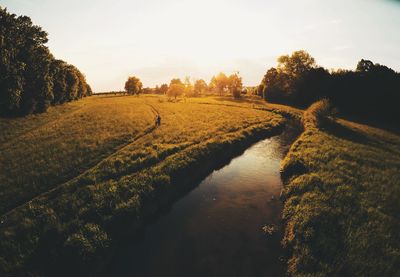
[
  {"left": 0, "top": 7, "right": 91, "bottom": 116},
  {"left": 259, "top": 50, "right": 400, "bottom": 127}
]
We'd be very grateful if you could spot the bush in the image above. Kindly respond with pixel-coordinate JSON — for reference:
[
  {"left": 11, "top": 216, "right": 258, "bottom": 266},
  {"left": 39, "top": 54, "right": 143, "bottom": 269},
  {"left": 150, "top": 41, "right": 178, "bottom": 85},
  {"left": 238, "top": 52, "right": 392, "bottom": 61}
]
[
  {"left": 304, "top": 99, "right": 332, "bottom": 129},
  {"left": 64, "top": 223, "right": 110, "bottom": 264}
]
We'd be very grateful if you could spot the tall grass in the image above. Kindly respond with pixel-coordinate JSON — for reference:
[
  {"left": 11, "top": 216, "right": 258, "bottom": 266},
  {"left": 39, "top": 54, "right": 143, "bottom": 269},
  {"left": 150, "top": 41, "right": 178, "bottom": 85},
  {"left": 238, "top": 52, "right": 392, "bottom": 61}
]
[
  {"left": 0, "top": 95, "right": 287, "bottom": 276},
  {"left": 0, "top": 96, "right": 154, "bottom": 214},
  {"left": 280, "top": 101, "right": 400, "bottom": 276}
]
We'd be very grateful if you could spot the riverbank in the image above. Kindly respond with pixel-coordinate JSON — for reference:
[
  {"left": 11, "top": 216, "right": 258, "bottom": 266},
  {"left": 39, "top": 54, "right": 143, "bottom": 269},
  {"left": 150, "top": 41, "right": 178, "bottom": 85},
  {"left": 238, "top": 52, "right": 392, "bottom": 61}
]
[
  {"left": 280, "top": 101, "right": 400, "bottom": 276},
  {"left": 3, "top": 94, "right": 395, "bottom": 276},
  {"left": 105, "top": 132, "right": 298, "bottom": 277},
  {"left": 0, "top": 95, "right": 293, "bottom": 276}
]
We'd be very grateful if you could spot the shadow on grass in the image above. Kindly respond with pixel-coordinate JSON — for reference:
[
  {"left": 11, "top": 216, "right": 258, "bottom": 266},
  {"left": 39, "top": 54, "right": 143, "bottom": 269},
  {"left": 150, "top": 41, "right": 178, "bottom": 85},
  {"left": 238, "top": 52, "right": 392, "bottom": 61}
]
[
  {"left": 322, "top": 119, "right": 371, "bottom": 145},
  {"left": 322, "top": 118, "right": 399, "bottom": 155},
  {"left": 213, "top": 96, "right": 264, "bottom": 105}
]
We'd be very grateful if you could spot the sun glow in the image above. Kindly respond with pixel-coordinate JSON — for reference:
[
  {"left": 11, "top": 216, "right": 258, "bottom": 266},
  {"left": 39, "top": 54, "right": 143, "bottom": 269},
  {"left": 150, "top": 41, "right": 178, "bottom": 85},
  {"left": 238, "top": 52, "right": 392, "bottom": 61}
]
[{"left": 3, "top": 0, "right": 400, "bottom": 91}]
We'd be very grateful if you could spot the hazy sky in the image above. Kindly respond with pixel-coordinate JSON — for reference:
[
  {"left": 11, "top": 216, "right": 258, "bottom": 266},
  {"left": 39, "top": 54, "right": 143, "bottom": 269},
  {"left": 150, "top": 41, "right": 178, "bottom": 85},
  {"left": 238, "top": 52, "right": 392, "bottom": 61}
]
[{"left": 2, "top": 0, "right": 400, "bottom": 91}]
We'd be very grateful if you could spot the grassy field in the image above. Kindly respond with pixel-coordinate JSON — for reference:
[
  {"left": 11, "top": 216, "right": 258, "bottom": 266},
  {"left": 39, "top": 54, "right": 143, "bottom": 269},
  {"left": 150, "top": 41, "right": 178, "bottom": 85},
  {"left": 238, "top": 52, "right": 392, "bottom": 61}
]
[
  {"left": 0, "top": 94, "right": 290, "bottom": 276},
  {"left": 0, "top": 96, "right": 154, "bottom": 214},
  {"left": 1, "top": 94, "right": 398, "bottom": 276},
  {"left": 281, "top": 101, "right": 400, "bottom": 276}
]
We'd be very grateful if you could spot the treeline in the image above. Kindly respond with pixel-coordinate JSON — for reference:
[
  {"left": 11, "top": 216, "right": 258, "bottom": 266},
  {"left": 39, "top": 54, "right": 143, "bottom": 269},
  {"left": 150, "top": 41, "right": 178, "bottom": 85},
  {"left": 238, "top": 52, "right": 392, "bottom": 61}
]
[
  {"left": 259, "top": 50, "right": 400, "bottom": 126},
  {"left": 124, "top": 72, "right": 245, "bottom": 99},
  {"left": 0, "top": 7, "right": 92, "bottom": 116}
]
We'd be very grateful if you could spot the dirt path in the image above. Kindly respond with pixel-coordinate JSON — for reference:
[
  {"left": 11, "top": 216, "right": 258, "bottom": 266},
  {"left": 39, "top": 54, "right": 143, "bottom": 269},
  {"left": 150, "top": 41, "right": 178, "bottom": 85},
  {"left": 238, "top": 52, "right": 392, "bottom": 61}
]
[{"left": 1, "top": 104, "right": 160, "bottom": 217}]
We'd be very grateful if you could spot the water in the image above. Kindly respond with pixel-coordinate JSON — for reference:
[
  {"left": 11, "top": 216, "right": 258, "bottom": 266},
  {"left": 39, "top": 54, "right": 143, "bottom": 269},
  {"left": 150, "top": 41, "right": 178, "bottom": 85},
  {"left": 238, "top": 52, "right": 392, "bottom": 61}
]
[{"left": 106, "top": 135, "right": 291, "bottom": 277}]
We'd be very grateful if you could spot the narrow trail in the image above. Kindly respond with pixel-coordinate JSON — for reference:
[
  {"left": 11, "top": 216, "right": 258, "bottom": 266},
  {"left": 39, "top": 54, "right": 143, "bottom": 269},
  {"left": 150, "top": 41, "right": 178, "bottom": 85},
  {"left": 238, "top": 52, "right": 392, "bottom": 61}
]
[
  {"left": 1, "top": 104, "right": 161, "bottom": 218},
  {"left": 1, "top": 101, "right": 275, "bottom": 218},
  {"left": 1, "top": 101, "right": 290, "bottom": 218},
  {"left": 145, "top": 103, "right": 160, "bottom": 117}
]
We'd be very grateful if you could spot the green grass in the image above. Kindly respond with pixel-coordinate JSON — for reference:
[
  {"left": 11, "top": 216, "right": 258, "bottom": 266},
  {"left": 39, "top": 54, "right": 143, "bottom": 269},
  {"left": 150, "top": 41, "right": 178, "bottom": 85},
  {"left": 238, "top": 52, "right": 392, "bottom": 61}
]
[
  {"left": 0, "top": 94, "right": 290, "bottom": 276},
  {"left": 2, "top": 95, "right": 397, "bottom": 276},
  {"left": 281, "top": 101, "right": 400, "bottom": 276},
  {"left": 0, "top": 96, "right": 154, "bottom": 214}
]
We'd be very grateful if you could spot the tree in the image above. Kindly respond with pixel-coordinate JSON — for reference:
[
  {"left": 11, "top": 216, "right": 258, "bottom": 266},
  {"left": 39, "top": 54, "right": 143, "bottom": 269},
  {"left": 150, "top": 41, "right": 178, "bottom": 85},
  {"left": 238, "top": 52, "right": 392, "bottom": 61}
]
[
  {"left": 86, "top": 84, "right": 93, "bottom": 95},
  {"left": 194, "top": 79, "right": 208, "bottom": 95},
  {"left": 159, "top": 84, "right": 168, "bottom": 94},
  {"left": 124, "top": 76, "right": 143, "bottom": 95},
  {"left": 258, "top": 50, "right": 400, "bottom": 126},
  {"left": 65, "top": 65, "right": 80, "bottom": 101},
  {"left": 142, "top": 87, "right": 152, "bottom": 94},
  {"left": 170, "top": 78, "right": 183, "bottom": 86},
  {"left": 0, "top": 7, "right": 91, "bottom": 116},
  {"left": 209, "top": 72, "right": 228, "bottom": 95},
  {"left": 254, "top": 85, "right": 263, "bottom": 96},
  {"left": 76, "top": 71, "right": 88, "bottom": 98},
  {"left": 293, "top": 67, "right": 331, "bottom": 107},
  {"left": 50, "top": 59, "right": 68, "bottom": 104},
  {"left": 227, "top": 73, "right": 243, "bottom": 99},
  {"left": 356, "top": 59, "right": 374, "bottom": 73},
  {"left": 277, "top": 50, "right": 316, "bottom": 78},
  {"left": 184, "top": 76, "right": 194, "bottom": 96},
  {"left": 260, "top": 67, "right": 290, "bottom": 103},
  {"left": 0, "top": 8, "right": 24, "bottom": 114},
  {"left": 167, "top": 83, "right": 185, "bottom": 100},
  {"left": 259, "top": 50, "right": 317, "bottom": 105}
]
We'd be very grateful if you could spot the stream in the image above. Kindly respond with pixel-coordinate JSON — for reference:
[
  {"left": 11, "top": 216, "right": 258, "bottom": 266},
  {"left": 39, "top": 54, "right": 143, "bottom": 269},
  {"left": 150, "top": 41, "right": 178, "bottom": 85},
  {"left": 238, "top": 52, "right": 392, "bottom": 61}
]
[{"left": 105, "top": 130, "right": 296, "bottom": 277}]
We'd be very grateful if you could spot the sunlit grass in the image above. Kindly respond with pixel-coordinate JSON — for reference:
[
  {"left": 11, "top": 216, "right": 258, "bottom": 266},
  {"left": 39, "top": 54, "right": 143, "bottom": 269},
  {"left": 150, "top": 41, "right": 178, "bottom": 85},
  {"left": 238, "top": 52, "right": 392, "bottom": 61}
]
[
  {"left": 0, "top": 96, "right": 154, "bottom": 213},
  {"left": 281, "top": 101, "right": 400, "bottom": 276},
  {"left": 0, "top": 94, "right": 289, "bottom": 275}
]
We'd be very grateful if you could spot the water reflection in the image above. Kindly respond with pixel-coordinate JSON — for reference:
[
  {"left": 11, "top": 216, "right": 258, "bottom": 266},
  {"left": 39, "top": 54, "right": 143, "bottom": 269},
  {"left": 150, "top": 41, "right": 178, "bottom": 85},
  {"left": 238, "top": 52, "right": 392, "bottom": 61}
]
[{"left": 106, "top": 136, "right": 290, "bottom": 277}]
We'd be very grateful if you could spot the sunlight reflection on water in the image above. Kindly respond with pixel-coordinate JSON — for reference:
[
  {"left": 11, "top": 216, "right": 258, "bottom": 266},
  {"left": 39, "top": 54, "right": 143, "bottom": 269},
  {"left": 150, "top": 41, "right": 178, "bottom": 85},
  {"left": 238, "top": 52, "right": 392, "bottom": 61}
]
[{"left": 106, "top": 135, "right": 289, "bottom": 277}]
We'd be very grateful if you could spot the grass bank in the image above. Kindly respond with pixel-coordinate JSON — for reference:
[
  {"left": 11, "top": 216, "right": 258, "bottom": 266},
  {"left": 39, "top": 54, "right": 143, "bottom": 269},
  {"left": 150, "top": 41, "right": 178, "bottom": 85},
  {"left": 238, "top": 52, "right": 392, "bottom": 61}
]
[
  {"left": 280, "top": 101, "right": 400, "bottom": 276},
  {"left": 0, "top": 95, "right": 294, "bottom": 276}
]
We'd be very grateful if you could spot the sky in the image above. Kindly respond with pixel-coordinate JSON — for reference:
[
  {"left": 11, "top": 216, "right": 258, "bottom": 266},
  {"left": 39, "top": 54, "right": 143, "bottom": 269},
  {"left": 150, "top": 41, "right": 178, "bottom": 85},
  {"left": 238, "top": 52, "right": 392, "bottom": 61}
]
[{"left": 2, "top": 0, "right": 400, "bottom": 92}]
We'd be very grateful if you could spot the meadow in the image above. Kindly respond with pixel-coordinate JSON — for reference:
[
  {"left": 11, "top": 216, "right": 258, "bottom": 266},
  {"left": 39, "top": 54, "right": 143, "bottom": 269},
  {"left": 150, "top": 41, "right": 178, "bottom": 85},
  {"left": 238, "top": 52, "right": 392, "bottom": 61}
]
[
  {"left": 1, "top": 94, "right": 399, "bottom": 277},
  {"left": 1, "top": 2, "right": 399, "bottom": 277},
  {"left": 0, "top": 94, "right": 288, "bottom": 276},
  {"left": 0, "top": 97, "right": 154, "bottom": 214},
  {"left": 281, "top": 101, "right": 400, "bottom": 276}
]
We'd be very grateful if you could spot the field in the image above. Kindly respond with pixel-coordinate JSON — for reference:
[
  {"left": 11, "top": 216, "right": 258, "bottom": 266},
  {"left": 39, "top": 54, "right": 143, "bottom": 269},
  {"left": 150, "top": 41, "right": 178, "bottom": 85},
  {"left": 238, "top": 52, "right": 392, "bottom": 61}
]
[
  {"left": 1, "top": 94, "right": 399, "bottom": 277},
  {"left": 0, "top": 97, "right": 153, "bottom": 214},
  {"left": 0, "top": 95, "right": 289, "bottom": 275},
  {"left": 281, "top": 101, "right": 400, "bottom": 276}
]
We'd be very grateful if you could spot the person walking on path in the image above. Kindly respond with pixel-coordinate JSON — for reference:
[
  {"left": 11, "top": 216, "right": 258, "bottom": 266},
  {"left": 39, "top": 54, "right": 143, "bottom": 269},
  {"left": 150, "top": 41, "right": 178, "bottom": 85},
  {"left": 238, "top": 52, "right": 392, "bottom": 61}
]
[{"left": 155, "top": 114, "right": 161, "bottom": 126}]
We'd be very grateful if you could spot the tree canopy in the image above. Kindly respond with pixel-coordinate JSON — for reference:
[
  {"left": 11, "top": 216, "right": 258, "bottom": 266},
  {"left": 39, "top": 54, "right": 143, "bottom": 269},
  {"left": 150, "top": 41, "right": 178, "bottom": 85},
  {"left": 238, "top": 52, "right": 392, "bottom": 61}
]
[
  {"left": 209, "top": 72, "right": 229, "bottom": 95},
  {"left": 152, "top": 84, "right": 168, "bottom": 95},
  {"left": 170, "top": 78, "right": 183, "bottom": 86},
  {"left": 227, "top": 73, "right": 243, "bottom": 99},
  {"left": 277, "top": 50, "right": 316, "bottom": 77},
  {"left": 184, "top": 76, "right": 194, "bottom": 96},
  {"left": 0, "top": 7, "right": 91, "bottom": 116},
  {"left": 194, "top": 79, "right": 208, "bottom": 95},
  {"left": 167, "top": 83, "right": 185, "bottom": 99},
  {"left": 124, "top": 76, "right": 143, "bottom": 95},
  {"left": 209, "top": 72, "right": 243, "bottom": 98},
  {"left": 259, "top": 50, "right": 400, "bottom": 126}
]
